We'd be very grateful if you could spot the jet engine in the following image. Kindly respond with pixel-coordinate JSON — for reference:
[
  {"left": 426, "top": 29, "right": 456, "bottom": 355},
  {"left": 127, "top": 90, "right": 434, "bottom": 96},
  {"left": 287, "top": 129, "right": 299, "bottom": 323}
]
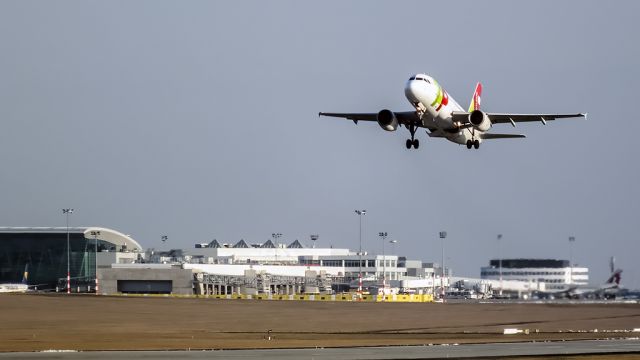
[
  {"left": 377, "top": 109, "right": 399, "bottom": 131},
  {"left": 469, "top": 110, "right": 491, "bottom": 132}
]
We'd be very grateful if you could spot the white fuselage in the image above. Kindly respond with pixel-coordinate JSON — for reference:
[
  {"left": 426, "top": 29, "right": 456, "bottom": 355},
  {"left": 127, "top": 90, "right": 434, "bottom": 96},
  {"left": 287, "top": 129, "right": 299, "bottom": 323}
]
[
  {"left": 404, "top": 74, "right": 477, "bottom": 145},
  {"left": 0, "top": 283, "right": 28, "bottom": 293}
]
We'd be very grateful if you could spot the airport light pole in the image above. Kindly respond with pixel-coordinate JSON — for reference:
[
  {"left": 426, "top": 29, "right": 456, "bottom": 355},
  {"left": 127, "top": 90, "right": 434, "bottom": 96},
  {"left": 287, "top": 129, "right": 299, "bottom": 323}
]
[
  {"left": 439, "top": 231, "right": 447, "bottom": 301},
  {"left": 389, "top": 240, "right": 398, "bottom": 255},
  {"left": 569, "top": 236, "right": 575, "bottom": 284},
  {"left": 389, "top": 240, "right": 398, "bottom": 282},
  {"left": 272, "top": 233, "right": 282, "bottom": 263},
  {"left": 160, "top": 235, "right": 168, "bottom": 264},
  {"left": 355, "top": 210, "right": 366, "bottom": 294},
  {"left": 91, "top": 230, "right": 100, "bottom": 294},
  {"left": 62, "top": 208, "right": 74, "bottom": 294},
  {"left": 497, "top": 234, "right": 503, "bottom": 296},
  {"left": 378, "top": 232, "right": 387, "bottom": 287}
]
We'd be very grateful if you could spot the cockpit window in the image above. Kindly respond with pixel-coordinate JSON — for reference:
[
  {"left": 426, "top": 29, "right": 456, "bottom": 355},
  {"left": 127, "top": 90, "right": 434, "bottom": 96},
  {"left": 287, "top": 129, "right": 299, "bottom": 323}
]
[{"left": 410, "top": 76, "right": 431, "bottom": 84}]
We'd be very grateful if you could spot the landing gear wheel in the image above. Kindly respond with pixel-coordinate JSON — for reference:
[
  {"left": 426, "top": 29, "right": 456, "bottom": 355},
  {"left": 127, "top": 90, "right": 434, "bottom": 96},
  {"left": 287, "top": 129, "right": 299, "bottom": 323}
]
[
  {"left": 473, "top": 140, "right": 480, "bottom": 149},
  {"left": 405, "top": 123, "right": 418, "bottom": 150},
  {"left": 466, "top": 140, "right": 472, "bottom": 149}
]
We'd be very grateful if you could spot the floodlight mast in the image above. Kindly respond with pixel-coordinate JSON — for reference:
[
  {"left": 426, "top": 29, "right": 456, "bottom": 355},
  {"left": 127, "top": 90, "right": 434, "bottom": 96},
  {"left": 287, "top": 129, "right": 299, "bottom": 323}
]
[
  {"left": 272, "top": 233, "right": 282, "bottom": 263},
  {"left": 355, "top": 210, "right": 366, "bottom": 295},
  {"left": 310, "top": 234, "right": 319, "bottom": 248},
  {"left": 389, "top": 239, "right": 398, "bottom": 255},
  {"left": 569, "top": 236, "right": 576, "bottom": 284},
  {"left": 62, "top": 208, "right": 74, "bottom": 294},
  {"left": 498, "top": 234, "right": 503, "bottom": 296},
  {"left": 378, "top": 232, "right": 388, "bottom": 287},
  {"left": 91, "top": 230, "right": 101, "bottom": 294},
  {"left": 389, "top": 239, "right": 398, "bottom": 282},
  {"left": 439, "top": 231, "right": 447, "bottom": 301}
]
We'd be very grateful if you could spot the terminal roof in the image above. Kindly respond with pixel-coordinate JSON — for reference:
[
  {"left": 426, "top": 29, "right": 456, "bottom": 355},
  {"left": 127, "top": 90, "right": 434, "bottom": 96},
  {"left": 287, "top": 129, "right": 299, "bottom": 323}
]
[{"left": 0, "top": 227, "right": 143, "bottom": 252}]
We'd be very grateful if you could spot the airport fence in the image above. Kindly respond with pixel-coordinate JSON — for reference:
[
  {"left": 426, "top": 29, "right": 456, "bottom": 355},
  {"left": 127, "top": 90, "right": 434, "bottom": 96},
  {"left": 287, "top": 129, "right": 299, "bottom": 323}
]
[{"left": 112, "top": 292, "right": 434, "bottom": 303}]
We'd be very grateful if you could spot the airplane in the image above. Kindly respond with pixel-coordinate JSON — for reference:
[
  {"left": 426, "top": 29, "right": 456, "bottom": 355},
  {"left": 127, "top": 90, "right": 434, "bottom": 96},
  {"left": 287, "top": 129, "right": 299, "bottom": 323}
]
[
  {"left": 567, "top": 269, "right": 622, "bottom": 300},
  {"left": 0, "top": 264, "right": 30, "bottom": 293},
  {"left": 535, "top": 257, "right": 624, "bottom": 300},
  {"left": 319, "top": 74, "right": 585, "bottom": 149}
]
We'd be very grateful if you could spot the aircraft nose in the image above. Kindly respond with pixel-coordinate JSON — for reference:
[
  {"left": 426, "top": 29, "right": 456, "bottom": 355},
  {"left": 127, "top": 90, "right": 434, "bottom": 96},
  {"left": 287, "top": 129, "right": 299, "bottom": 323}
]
[
  {"left": 404, "top": 80, "right": 421, "bottom": 102},
  {"left": 405, "top": 79, "right": 438, "bottom": 110}
]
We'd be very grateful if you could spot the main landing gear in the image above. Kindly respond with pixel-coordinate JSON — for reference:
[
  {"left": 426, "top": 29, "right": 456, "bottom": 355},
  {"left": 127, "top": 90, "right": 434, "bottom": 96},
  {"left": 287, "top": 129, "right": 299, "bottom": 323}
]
[
  {"left": 466, "top": 139, "right": 480, "bottom": 149},
  {"left": 406, "top": 125, "right": 419, "bottom": 149}
]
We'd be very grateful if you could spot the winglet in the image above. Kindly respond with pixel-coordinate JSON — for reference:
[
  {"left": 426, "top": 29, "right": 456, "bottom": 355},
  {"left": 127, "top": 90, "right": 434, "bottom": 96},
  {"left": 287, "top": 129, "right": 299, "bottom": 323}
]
[{"left": 468, "top": 82, "right": 482, "bottom": 112}]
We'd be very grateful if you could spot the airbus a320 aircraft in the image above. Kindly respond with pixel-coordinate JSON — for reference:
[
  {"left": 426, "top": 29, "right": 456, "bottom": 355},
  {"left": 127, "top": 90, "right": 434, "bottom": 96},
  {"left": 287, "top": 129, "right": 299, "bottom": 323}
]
[{"left": 319, "top": 74, "right": 585, "bottom": 149}]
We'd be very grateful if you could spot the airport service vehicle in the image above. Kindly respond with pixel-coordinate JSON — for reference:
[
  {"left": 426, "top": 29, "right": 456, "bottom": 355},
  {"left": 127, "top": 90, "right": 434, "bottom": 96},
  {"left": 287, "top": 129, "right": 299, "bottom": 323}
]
[{"left": 319, "top": 74, "right": 585, "bottom": 149}]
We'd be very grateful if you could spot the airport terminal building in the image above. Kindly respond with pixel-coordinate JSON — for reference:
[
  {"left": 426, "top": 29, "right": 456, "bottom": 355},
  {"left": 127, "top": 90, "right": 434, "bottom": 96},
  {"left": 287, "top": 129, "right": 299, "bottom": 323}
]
[
  {"left": 2, "top": 228, "right": 596, "bottom": 298},
  {"left": 0, "top": 227, "right": 143, "bottom": 290},
  {"left": 480, "top": 258, "right": 589, "bottom": 291},
  {"left": 184, "top": 239, "right": 404, "bottom": 281}
]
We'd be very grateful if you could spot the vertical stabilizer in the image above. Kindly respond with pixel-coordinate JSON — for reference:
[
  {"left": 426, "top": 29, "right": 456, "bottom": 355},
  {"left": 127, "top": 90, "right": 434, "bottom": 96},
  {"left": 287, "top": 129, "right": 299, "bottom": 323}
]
[
  {"left": 468, "top": 82, "right": 482, "bottom": 112},
  {"left": 22, "top": 263, "right": 29, "bottom": 284},
  {"left": 609, "top": 256, "right": 615, "bottom": 273},
  {"left": 606, "top": 256, "right": 622, "bottom": 286},
  {"left": 606, "top": 269, "right": 622, "bottom": 286}
]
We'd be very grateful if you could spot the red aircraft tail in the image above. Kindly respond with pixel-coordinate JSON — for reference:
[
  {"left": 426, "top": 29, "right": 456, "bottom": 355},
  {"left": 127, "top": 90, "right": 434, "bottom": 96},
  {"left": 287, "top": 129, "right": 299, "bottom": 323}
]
[{"left": 468, "top": 82, "right": 482, "bottom": 112}]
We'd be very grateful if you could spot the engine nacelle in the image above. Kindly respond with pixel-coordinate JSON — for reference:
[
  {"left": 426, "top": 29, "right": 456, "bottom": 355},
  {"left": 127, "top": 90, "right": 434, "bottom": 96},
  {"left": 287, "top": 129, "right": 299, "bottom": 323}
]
[
  {"left": 468, "top": 110, "right": 492, "bottom": 132},
  {"left": 377, "top": 109, "right": 398, "bottom": 131}
]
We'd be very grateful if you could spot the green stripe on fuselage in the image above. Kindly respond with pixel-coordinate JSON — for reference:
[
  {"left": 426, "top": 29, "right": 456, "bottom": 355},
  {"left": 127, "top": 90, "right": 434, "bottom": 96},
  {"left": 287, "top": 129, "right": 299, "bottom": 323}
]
[{"left": 431, "top": 81, "right": 443, "bottom": 108}]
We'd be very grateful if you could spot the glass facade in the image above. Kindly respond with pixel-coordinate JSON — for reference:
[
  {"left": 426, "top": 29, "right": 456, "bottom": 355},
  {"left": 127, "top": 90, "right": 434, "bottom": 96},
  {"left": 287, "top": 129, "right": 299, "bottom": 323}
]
[
  {"left": 321, "top": 260, "right": 343, "bottom": 267},
  {"left": 344, "top": 260, "right": 367, "bottom": 268},
  {"left": 489, "top": 259, "right": 570, "bottom": 268},
  {"left": 0, "top": 232, "right": 99, "bottom": 289}
]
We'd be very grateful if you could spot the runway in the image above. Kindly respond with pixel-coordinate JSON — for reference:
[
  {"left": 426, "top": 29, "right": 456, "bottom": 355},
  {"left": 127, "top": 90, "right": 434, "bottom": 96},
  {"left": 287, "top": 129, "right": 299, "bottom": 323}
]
[{"left": 2, "top": 339, "right": 639, "bottom": 359}]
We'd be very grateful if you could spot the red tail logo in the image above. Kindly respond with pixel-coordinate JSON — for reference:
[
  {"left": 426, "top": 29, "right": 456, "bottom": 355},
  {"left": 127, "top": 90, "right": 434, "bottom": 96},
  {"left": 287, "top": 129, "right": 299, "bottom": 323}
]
[{"left": 468, "top": 82, "right": 482, "bottom": 112}]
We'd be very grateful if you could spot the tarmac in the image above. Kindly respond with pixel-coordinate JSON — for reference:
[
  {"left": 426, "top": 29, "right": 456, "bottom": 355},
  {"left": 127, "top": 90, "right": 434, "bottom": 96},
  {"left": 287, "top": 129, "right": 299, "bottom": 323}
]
[
  {"left": 1, "top": 339, "right": 639, "bottom": 359},
  {"left": 1, "top": 294, "right": 639, "bottom": 353}
]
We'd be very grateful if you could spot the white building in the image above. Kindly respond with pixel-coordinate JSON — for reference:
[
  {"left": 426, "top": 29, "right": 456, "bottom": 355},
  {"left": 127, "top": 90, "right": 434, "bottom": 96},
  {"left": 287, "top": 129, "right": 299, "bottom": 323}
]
[
  {"left": 480, "top": 258, "right": 589, "bottom": 291},
  {"left": 170, "top": 239, "right": 405, "bottom": 284}
]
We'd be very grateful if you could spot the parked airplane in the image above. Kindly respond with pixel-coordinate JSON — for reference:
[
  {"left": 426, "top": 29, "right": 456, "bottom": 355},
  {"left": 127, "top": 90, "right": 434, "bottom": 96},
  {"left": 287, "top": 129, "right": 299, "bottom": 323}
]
[
  {"left": 0, "top": 264, "right": 29, "bottom": 293},
  {"left": 320, "top": 74, "right": 585, "bottom": 149}
]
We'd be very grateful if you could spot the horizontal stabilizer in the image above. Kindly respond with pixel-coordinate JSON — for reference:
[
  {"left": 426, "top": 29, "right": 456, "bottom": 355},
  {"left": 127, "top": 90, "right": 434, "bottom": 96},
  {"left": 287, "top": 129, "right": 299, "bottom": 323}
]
[{"left": 481, "top": 133, "right": 526, "bottom": 140}]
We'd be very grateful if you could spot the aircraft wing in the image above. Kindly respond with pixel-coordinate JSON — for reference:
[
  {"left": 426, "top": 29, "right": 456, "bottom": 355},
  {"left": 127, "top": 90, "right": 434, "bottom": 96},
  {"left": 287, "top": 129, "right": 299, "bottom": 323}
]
[
  {"left": 486, "top": 113, "right": 586, "bottom": 125},
  {"left": 452, "top": 112, "right": 586, "bottom": 126},
  {"left": 319, "top": 111, "right": 419, "bottom": 125}
]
